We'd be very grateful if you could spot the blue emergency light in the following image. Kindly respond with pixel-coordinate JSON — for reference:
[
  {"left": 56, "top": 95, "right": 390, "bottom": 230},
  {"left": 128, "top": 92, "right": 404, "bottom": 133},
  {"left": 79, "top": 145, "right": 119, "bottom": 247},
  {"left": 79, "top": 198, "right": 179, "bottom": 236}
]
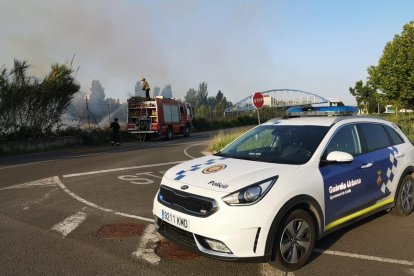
[{"left": 286, "top": 105, "right": 359, "bottom": 117}]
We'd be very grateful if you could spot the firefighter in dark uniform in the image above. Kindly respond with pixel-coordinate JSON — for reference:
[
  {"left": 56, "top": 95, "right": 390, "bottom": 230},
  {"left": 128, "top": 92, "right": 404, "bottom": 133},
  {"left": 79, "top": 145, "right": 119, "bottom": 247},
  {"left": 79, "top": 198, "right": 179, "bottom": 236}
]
[
  {"left": 110, "top": 118, "right": 121, "bottom": 146},
  {"left": 141, "top": 77, "right": 151, "bottom": 100}
]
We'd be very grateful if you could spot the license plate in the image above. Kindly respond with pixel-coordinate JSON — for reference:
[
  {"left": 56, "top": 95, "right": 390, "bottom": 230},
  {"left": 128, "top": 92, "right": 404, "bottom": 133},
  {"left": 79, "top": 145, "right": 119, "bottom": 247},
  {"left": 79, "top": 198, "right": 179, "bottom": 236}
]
[{"left": 162, "top": 209, "right": 190, "bottom": 230}]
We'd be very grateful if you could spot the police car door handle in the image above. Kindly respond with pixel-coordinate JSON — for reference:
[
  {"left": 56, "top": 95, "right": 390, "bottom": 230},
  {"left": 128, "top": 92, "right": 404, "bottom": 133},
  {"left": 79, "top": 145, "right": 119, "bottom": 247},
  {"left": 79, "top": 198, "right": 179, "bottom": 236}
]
[
  {"left": 360, "top": 163, "right": 373, "bottom": 169},
  {"left": 395, "top": 153, "right": 405, "bottom": 158}
]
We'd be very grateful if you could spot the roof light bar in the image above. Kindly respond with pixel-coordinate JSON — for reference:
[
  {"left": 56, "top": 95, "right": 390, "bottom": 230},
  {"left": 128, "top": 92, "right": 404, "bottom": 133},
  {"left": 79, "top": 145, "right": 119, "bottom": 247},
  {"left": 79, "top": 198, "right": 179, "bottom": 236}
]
[{"left": 286, "top": 105, "right": 359, "bottom": 117}]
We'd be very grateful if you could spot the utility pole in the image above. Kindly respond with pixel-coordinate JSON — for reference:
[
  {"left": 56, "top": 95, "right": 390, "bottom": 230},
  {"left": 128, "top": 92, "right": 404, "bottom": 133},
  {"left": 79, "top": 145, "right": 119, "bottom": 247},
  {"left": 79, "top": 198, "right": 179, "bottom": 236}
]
[{"left": 77, "top": 96, "right": 101, "bottom": 131}]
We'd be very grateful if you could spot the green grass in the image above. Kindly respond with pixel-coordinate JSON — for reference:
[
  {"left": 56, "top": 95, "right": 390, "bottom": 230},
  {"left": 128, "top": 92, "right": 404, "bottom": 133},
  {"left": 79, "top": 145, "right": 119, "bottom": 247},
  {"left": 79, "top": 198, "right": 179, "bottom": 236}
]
[{"left": 209, "top": 127, "right": 253, "bottom": 152}]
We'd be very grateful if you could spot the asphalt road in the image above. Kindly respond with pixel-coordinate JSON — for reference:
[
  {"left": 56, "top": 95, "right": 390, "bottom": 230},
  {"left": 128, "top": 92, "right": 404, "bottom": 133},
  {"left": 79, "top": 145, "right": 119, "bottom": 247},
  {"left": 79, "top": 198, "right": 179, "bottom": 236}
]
[{"left": 0, "top": 131, "right": 413, "bottom": 276}]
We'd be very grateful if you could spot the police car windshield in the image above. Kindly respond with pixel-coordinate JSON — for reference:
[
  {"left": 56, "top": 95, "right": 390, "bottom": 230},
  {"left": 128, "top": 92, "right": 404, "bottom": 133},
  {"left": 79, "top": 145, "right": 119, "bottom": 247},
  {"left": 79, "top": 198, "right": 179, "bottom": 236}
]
[{"left": 216, "top": 125, "right": 329, "bottom": 165}]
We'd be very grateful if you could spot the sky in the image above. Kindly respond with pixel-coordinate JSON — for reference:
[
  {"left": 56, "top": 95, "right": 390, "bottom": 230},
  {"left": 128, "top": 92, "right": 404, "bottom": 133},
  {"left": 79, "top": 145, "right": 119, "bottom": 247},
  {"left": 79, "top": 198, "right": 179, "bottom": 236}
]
[{"left": 0, "top": 0, "right": 413, "bottom": 105}]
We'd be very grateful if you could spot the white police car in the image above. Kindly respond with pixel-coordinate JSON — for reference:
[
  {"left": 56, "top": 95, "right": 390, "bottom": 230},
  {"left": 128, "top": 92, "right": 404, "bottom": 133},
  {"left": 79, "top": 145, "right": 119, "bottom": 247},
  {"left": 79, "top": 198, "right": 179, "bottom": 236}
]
[{"left": 152, "top": 105, "right": 414, "bottom": 270}]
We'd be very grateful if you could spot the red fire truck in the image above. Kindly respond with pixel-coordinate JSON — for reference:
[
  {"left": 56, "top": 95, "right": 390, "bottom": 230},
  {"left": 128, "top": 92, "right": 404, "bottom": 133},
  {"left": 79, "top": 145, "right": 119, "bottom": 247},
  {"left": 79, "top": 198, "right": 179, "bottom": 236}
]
[{"left": 127, "top": 96, "right": 193, "bottom": 140}]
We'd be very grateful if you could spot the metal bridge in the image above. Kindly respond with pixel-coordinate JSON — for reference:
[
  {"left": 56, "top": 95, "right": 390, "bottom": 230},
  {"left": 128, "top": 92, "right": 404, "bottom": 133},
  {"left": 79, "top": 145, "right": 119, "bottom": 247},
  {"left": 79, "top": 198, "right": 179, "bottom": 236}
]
[{"left": 224, "top": 89, "right": 329, "bottom": 113}]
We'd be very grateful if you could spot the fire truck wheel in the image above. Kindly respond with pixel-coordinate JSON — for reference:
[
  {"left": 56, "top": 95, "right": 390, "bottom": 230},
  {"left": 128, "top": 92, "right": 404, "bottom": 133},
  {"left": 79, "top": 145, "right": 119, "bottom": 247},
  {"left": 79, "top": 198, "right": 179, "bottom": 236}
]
[
  {"left": 184, "top": 125, "right": 191, "bottom": 137},
  {"left": 166, "top": 127, "right": 173, "bottom": 140}
]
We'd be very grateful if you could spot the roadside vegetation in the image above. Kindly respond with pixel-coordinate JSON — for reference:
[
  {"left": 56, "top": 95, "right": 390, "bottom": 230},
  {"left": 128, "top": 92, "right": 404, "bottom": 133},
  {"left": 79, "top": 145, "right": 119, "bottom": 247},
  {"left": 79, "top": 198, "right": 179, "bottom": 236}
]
[
  {"left": 0, "top": 59, "right": 79, "bottom": 139},
  {"left": 208, "top": 126, "right": 253, "bottom": 152}
]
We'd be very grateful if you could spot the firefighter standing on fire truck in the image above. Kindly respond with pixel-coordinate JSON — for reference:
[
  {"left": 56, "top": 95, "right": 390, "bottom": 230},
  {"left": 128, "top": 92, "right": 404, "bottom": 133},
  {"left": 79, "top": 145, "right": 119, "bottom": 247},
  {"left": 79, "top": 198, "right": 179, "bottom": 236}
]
[{"left": 141, "top": 77, "right": 151, "bottom": 100}]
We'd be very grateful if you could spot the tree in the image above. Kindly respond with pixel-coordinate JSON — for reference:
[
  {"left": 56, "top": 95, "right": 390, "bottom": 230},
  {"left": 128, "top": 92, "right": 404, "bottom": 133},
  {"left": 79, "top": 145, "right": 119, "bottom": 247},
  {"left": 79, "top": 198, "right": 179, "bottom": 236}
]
[
  {"left": 215, "top": 90, "right": 224, "bottom": 103},
  {"left": 134, "top": 81, "right": 145, "bottom": 97},
  {"left": 184, "top": 88, "right": 197, "bottom": 108},
  {"left": 89, "top": 80, "right": 106, "bottom": 120},
  {"left": 215, "top": 101, "right": 225, "bottom": 118},
  {"left": 214, "top": 90, "right": 229, "bottom": 113},
  {"left": 196, "top": 104, "right": 210, "bottom": 119},
  {"left": 368, "top": 21, "right": 414, "bottom": 111},
  {"left": 184, "top": 83, "right": 232, "bottom": 115},
  {"left": 0, "top": 59, "right": 79, "bottom": 139},
  {"left": 89, "top": 80, "right": 105, "bottom": 102},
  {"left": 207, "top": 96, "right": 217, "bottom": 108},
  {"left": 153, "top": 86, "right": 161, "bottom": 97},
  {"left": 41, "top": 64, "right": 80, "bottom": 132},
  {"left": 196, "top": 82, "right": 208, "bottom": 107},
  {"left": 349, "top": 80, "right": 377, "bottom": 113},
  {"left": 161, "top": 84, "right": 173, "bottom": 98}
]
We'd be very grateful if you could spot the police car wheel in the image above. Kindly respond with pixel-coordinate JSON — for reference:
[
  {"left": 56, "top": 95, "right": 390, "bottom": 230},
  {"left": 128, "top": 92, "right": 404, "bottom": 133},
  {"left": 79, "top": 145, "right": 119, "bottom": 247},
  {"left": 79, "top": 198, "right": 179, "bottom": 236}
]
[
  {"left": 392, "top": 174, "right": 414, "bottom": 216},
  {"left": 272, "top": 209, "right": 316, "bottom": 271}
]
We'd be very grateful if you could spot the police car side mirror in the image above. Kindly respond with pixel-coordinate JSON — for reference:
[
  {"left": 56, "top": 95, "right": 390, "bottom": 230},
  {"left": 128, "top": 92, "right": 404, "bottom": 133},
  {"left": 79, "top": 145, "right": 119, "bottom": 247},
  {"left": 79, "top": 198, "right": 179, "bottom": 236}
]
[{"left": 326, "top": 151, "right": 354, "bottom": 163}]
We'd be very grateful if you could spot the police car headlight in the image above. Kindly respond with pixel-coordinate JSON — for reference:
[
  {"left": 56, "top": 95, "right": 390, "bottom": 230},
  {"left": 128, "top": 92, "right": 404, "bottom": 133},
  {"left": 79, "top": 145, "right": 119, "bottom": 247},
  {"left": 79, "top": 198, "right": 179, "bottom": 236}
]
[{"left": 222, "top": 176, "right": 278, "bottom": 205}]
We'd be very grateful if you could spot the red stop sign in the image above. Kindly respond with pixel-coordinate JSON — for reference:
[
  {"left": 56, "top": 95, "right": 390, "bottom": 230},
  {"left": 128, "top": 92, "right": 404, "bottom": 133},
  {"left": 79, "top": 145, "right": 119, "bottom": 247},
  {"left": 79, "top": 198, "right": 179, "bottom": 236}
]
[{"left": 252, "top": 92, "right": 264, "bottom": 109}]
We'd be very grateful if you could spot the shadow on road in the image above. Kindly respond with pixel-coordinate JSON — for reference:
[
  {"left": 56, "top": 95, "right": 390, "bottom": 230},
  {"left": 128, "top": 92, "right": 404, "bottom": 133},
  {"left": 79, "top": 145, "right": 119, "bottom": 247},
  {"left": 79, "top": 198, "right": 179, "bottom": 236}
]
[{"left": 308, "top": 210, "right": 389, "bottom": 265}]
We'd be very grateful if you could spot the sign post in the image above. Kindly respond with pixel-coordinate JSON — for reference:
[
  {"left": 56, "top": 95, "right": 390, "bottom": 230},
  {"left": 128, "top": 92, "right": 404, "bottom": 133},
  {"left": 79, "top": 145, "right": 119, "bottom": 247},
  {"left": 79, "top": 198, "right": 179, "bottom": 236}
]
[{"left": 252, "top": 92, "right": 264, "bottom": 124}]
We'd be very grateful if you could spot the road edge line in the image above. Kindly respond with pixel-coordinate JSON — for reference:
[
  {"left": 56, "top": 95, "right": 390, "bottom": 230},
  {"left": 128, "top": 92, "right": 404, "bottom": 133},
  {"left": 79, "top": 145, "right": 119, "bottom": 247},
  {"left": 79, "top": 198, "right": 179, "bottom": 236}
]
[
  {"left": 62, "top": 161, "right": 186, "bottom": 178},
  {"left": 314, "top": 248, "right": 414, "bottom": 266},
  {"left": 54, "top": 176, "right": 155, "bottom": 223}
]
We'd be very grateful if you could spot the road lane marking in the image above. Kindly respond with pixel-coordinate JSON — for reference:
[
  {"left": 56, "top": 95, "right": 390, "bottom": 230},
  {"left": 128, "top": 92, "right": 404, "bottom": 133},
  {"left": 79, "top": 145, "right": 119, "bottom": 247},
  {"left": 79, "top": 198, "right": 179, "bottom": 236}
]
[
  {"left": 118, "top": 172, "right": 163, "bottom": 185},
  {"left": 184, "top": 143, "right": 206, "bottom": 159},
  {"left": 118, "top": 173, "right": 154, "bottom": 185},
  {"left": 54, "top": 176, "right": 155, "bottom": 223},
  {"left": 150, "top": 140, "right": 210, "bottom": 149},
  {"left": 0, "top": 177, "right": 56, "bottom": 191},
  {"left": 147, "top": 172, "right": 163, "bottom": 179},
  {"left": 314, "top": 248, "right": 414, "bottom": 266},
  {"left": 0, "top": 160, "right": 56, "bottom": 170},
  {"left": 62, "top": 161, "right": 186, "bottom": 178},
  {"left": 21, "top": 189, "right": 58, "bottom": 210},
  {"left": 132, "top": 224, "right": 161, "bottom": 264},
  {"left": 51, "top": 211, "right": 87, "bottom": 237}
]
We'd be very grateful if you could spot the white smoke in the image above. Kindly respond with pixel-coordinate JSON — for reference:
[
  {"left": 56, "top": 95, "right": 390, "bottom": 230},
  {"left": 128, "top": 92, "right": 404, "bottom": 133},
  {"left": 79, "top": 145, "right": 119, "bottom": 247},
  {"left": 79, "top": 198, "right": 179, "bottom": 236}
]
[{"left": 0, "top": 0, "right": 275, "bottom": 103}]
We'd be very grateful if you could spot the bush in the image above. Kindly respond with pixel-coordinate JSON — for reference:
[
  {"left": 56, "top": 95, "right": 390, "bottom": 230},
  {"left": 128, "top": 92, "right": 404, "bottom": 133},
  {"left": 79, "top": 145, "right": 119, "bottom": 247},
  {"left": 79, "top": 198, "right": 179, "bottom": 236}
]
[
  {"left": 192, "top": 115, "right": 258, "bottom": 132},
  {"left": 235, "top": 115, "right": 257, "bottom": 126},
  {"left": 0, "top": 60, "right": 80, "bottom": 140}
]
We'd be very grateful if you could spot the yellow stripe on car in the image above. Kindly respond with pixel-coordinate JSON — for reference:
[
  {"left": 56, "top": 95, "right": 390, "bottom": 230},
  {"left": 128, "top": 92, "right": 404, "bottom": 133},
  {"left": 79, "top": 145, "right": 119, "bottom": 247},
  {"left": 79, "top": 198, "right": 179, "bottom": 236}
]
[{"left": 325, "top": 198, "right": 394, "bottom": 231}]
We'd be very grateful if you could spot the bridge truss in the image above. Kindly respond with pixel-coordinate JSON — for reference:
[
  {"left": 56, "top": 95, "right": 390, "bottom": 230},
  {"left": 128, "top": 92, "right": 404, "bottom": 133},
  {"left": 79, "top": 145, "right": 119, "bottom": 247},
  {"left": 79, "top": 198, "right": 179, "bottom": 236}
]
[{"left": 224, "top": 89, "right": 329, "bottom": 113}]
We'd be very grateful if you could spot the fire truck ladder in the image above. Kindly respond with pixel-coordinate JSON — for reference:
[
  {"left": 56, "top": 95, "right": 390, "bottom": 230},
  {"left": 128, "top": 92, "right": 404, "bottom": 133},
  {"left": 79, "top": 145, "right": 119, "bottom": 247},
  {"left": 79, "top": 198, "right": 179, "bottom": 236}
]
[{"left": 137, "top": 103, "right": 151, "bottom": 143}]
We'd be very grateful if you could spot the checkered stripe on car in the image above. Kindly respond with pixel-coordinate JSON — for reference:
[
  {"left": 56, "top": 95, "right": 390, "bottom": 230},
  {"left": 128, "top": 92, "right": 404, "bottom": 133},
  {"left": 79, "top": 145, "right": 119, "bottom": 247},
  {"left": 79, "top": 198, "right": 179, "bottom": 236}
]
[
  {"left": 381, "top": 146, "right": 399, "bottom": 194},
  {"left": 174, "top": 157, "right": 227, "bottom": 180}
]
